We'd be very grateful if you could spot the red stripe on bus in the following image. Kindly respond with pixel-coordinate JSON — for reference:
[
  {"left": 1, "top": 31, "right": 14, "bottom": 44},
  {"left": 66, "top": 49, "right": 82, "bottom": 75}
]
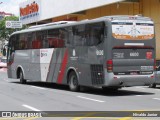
[{"left": 57, "top": 50, "right": 68, "bottom": 84}]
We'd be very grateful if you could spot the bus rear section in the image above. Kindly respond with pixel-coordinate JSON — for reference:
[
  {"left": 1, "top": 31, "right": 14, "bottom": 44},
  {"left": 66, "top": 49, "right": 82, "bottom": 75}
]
[{"left": 104, "top": 16, "right": 155, "bottom": 87}]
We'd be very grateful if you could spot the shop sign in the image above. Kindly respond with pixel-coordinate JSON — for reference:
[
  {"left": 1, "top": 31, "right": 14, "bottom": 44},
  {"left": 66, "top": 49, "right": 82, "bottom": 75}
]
[{"left": 19, "top": 0, "right": 41, "bottom": 24}]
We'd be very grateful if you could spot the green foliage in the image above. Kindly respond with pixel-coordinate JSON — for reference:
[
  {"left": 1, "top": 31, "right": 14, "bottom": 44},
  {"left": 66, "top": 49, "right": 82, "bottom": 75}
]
[{"left": 0, "top": 16, "right": 26, "bottom": 41}]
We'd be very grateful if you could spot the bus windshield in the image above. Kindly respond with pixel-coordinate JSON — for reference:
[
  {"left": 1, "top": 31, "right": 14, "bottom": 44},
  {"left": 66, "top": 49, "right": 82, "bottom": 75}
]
[{"left": 112, "top": 20, "right": 154, "bottom": 40}]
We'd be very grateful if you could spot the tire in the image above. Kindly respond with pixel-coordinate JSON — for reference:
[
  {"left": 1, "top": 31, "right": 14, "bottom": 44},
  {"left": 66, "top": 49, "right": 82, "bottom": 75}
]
[
  {"left": 68, "top": 71, "right": 80, "bottom": 92},
  {"left": 149, "top": 83, "right": 156, "bottom": 88},
  {"left": 20, "top": 70, "right": 26, "bottom": 84}
]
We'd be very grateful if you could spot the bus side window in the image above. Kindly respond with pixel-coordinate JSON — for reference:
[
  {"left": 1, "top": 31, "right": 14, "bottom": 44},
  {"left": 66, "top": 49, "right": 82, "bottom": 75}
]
[
  {"left": 47, "top": 29, "right": 66, "bottom": 48},
  {"left": 47, "top": 29, "right": 59, "bottom": 48},
  {"left": 31, "top": 32, "right": 42, "bottom": 49},
  {"left": 35, "top": 31, "right": 43, "bottom": 49},
  {"left": 15, "top": 35, "right": 20, "bottom": 50},
  {"left": 73, "top": 25, "right": 86, "bottom": 46},
  {"left": 58, "top": 29, "right": 67, "bottom": 48},
  {"left": 8, "top": 35, "right": 16, "bottom": 60},
  {"left": 66, "top": 27, "right": 72, "bottom": 46},
  {"left": 27, "top": 32, "right": 33, "bottom": 49},
  {"left": 19, "top": 33, "right": 27, "bottom": 49},
  {"left": 41, "top": 30, "right": 48, "bottom": 48},
  {"left": 86, "top": 22, "right": 105, "bottom": 46}
]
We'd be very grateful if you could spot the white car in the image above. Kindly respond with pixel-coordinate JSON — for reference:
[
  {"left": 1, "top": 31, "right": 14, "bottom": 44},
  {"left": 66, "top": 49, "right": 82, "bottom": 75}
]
[
  {"left": 149, "top": 64, "right": 160, "bottom": 88},
  {"left": 0, "top": 57, "right": 7, "bottom": 68}
]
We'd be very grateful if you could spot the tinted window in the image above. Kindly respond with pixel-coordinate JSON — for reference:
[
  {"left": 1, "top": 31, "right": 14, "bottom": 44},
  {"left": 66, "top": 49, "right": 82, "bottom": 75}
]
[
  {"left": 41, "top": 30, "right": 48, "bottom": 48},
  {"left": 72, "top": 22, "right": 105, "bottom": 46},
  {"left": 27, "top": 32, "right": 33, "bottom": 49},
  {"left": 47, "top": 29, "right": 66, "bottom": 48},
  {"left": 66, "top": 27, "right": 72, "bottom": 45},
  {"left": 31, "top": 32, "right": 40, "bottom": 49},
  {"left": 73, "top": 25, "right": 86, "bottom": 46},
  {"left": 86, "top": 22, "right": 104, "bottom": 46},
  {"left": 7, "top": 35, "right": 17, "bottom": 61},
  {"left": 11, "top": 35, "right": 20, "bottom": 50},
  {"left": 19, "top": 33, "right": 27, "bottom": 49}
]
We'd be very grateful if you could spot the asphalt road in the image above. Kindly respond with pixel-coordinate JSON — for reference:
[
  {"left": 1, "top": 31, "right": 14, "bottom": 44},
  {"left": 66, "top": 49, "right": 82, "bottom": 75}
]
[{"left": 0, "top": 69, "right": 160, "bottom": 120}]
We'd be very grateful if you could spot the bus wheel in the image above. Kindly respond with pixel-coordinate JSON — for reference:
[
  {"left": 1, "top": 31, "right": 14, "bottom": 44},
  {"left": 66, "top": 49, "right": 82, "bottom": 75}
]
[
  {"left": 149, "top": 83, "right": 156, "bottom": 88},
  {"left": 20, "top": 71, "right": 26, "bottom": 84},
  {"left": 68, "top": 71, "right": 80, "bottom": 92}
]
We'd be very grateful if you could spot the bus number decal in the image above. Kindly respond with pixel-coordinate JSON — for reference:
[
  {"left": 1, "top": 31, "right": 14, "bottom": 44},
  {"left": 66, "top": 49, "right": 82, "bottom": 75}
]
[
  {"left": 130, "top": 52, "right": 139, "bottom": 57},
  {"left": 96, "top": 50, "right": 104, "bottom": 56}
]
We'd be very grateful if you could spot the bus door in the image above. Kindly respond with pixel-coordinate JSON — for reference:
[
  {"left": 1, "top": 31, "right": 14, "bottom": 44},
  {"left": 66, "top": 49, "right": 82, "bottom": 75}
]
[
  {"left": 25, "top": 32, "right": 40, "bottom": 80},
  {"left": 71, "top": 25, "right": 90, "bottom": 85},
  {"left": 30, "top": 49, "right": 41, "bottom": 80},
  {"left": 86, "top": 23, "right": 105, "bottom": 86},
  {"left": 72, "top": 22, "right": 105, "bottom": 86}
]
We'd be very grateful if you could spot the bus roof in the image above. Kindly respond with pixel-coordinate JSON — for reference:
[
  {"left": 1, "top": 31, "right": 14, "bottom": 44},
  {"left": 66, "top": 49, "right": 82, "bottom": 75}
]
[
  {"left": 95, "top": 15, "right": 152, "bottom": 21},
  {"left": 28, "top": 21, "right": 77, "bottom": 29},
  {"left": 10, "top": 15, "right": 153, "bottom": 36}
]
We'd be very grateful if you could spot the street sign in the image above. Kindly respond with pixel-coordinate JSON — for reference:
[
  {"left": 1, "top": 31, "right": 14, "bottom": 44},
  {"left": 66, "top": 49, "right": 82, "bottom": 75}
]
[{"left": 6, "top": 21, "right": 22, "bottom": 28}]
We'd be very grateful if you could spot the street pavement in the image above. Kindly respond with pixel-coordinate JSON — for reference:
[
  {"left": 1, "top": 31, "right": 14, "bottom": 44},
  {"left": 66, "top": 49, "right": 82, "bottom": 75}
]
[{"left": 0, "top": 69, "right": 160, "bottom": 120}]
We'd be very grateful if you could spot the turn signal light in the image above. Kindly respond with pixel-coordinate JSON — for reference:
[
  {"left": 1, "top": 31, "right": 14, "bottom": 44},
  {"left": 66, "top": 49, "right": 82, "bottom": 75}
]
[
  {"left": 146, "top": 51, "right": 152, "bottom": 59},
  {"left": 107, "top": 59, "right": 113, "bottom": 72}
]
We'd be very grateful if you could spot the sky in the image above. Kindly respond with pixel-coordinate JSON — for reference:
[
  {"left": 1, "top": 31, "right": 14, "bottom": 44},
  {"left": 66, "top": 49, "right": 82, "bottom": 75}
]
[{"left": 0, "top": 0, "right": 25, "bottom": 16}]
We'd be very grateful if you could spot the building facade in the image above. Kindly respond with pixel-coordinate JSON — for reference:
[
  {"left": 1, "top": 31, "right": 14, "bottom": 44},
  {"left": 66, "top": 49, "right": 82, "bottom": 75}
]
[{"left": 19, "top": 0, "right": 160, "bottom": 59}]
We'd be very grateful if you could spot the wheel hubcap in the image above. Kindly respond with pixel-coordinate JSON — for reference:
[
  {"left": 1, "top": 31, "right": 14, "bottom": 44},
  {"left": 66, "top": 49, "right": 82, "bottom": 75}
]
[{"left": 71, "top": 76, "right": 77, "bottom": 87}]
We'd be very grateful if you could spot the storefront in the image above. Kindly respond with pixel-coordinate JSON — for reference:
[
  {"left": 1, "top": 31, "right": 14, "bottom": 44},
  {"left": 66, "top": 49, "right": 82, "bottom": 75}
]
[{"left": 19, "top": 0, "right": 160, "bottom": 59}]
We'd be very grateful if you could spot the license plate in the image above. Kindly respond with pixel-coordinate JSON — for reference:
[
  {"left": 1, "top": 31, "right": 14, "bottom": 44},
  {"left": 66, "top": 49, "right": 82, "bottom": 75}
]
[{"left": 130, "top": 72, "right": 138, "bottom": 75}]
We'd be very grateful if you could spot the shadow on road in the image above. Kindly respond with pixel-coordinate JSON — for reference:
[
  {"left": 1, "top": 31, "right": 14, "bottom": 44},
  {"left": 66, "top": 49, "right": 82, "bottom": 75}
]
[
  {"left": 11, "top": 81, "right": 155, "bottom": 97},
  {"left": 82, "top": 88, "right": 154, "bottom": 97},
  {"left": 148, "top": 86, "right": 160, "bottom": 89}
]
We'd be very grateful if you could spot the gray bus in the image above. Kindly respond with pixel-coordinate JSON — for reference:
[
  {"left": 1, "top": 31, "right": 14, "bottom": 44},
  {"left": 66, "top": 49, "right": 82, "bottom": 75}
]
[{"left": 7, "top": 16, "right": 155, "bottom": 91}]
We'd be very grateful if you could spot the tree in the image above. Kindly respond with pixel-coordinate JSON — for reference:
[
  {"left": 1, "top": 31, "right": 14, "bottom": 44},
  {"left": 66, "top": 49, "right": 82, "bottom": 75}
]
[{"left": 0, "top": 16, "right": 26, "bottom": 41}]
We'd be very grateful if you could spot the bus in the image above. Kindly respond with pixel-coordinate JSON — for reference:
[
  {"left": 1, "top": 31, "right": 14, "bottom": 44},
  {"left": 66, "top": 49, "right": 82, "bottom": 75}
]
[{"left": 7, "top": 15, "right": 155, "bottom": 91}]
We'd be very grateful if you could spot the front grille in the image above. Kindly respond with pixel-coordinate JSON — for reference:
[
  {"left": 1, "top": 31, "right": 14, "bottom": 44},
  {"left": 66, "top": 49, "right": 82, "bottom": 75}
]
[{"left": 90, "top": 64, "right": 104, "bottom": 85}]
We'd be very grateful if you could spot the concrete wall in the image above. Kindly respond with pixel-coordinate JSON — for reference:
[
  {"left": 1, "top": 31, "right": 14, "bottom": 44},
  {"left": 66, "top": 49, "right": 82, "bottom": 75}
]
[
  {"left": 53, "top": 2, "right": 140, "bottom": 23},
  {"left": 77, "top": 2, "right": 140, "bottom": 20},
  {"left": 141, "top": 0, "right": 160, "bottom": 59}
]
